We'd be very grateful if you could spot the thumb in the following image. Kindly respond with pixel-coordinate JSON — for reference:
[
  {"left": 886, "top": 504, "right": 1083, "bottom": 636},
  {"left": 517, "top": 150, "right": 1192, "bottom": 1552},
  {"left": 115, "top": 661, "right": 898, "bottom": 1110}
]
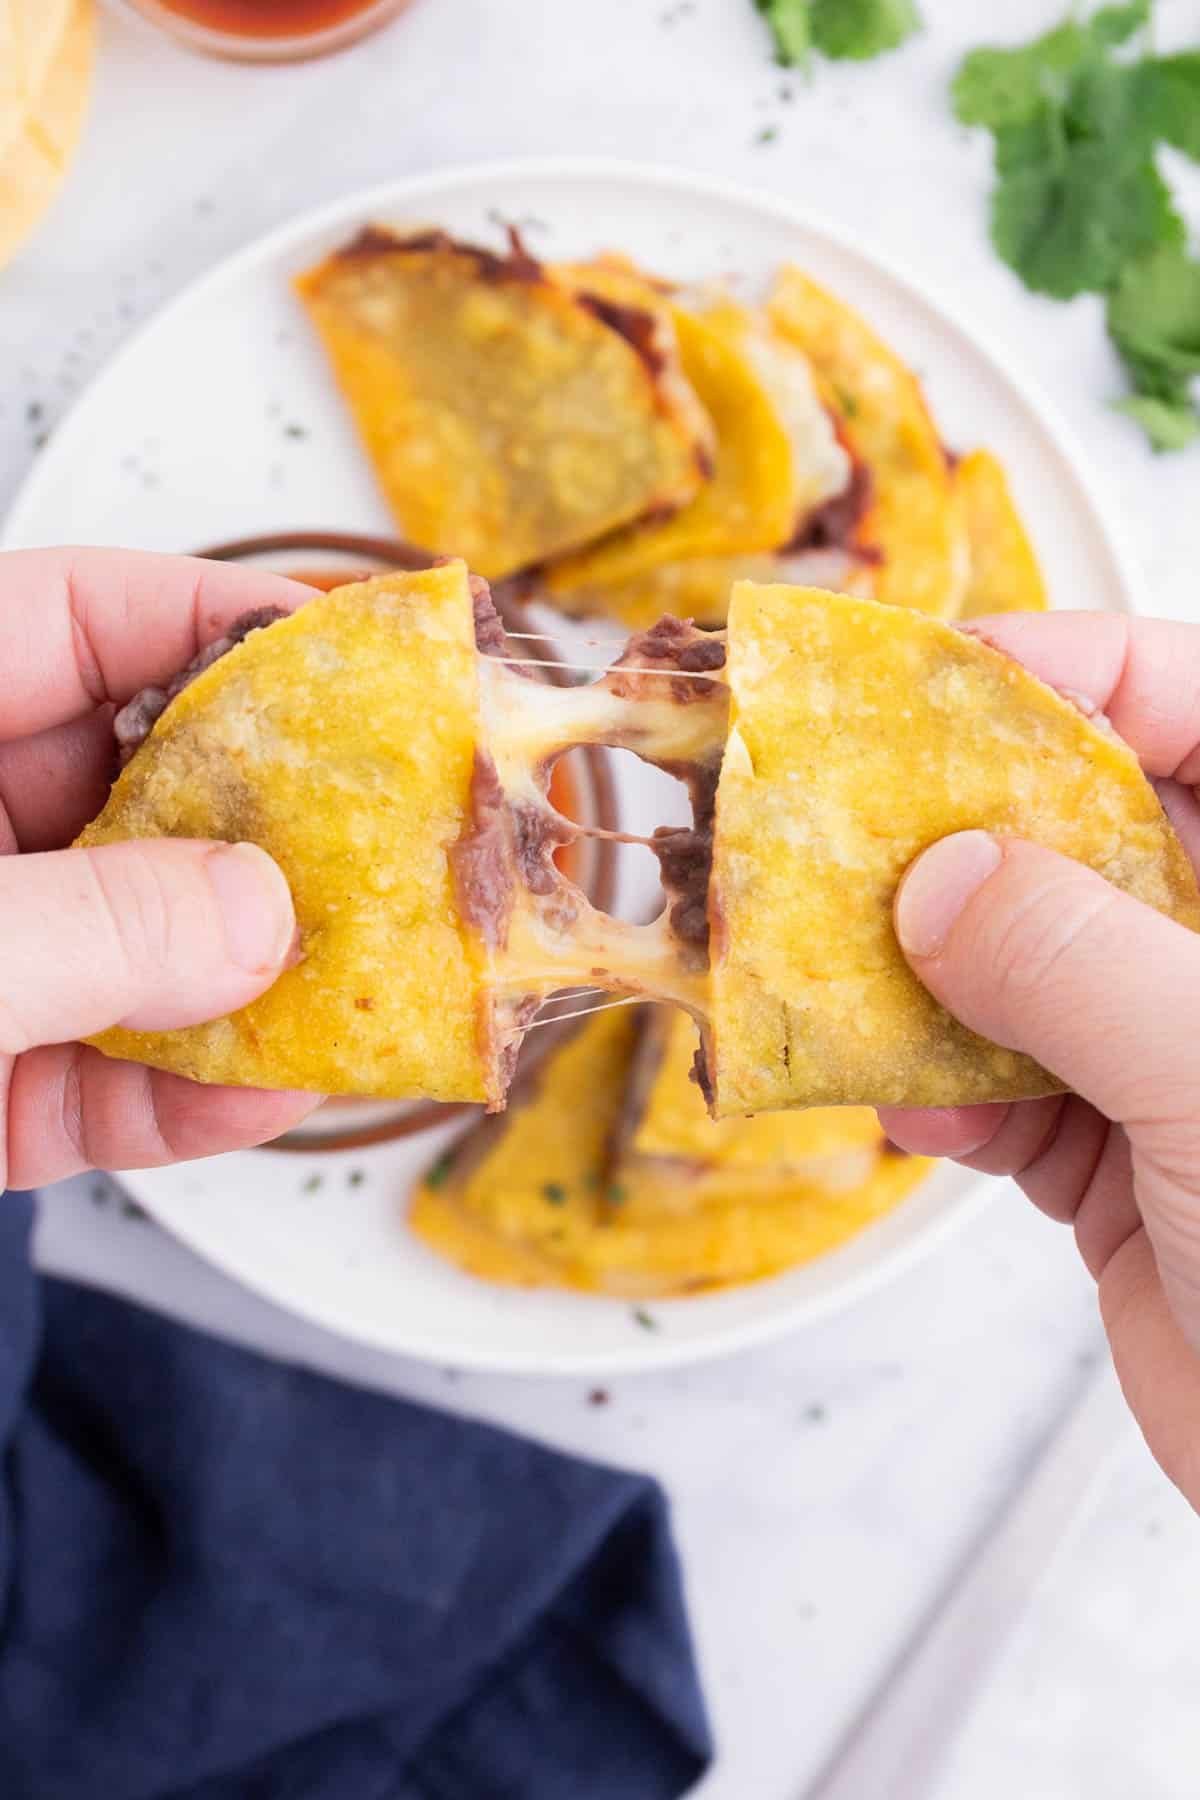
[
  {"left": 0, "top": 839, "right": 296, "bottom": 1053},
  {"left": 894, "top": 831, "right": 1200, "bottom": 1126},
  {"left": 895, "top": 830, "right": 1200, "bottom": 1338}
]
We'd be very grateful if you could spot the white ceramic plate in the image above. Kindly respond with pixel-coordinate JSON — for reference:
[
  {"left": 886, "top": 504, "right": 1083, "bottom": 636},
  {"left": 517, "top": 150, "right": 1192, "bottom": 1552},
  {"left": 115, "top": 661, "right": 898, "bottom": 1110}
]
[{"left": 2, "top": 159, "right": 1139, "bottom": 1374}]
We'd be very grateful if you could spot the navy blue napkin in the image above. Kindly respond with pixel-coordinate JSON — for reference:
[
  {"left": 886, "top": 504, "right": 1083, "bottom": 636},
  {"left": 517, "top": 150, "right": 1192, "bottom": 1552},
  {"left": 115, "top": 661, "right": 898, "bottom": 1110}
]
[{"left": 0, "top": 1191, "right": 711, "bottom": 1800}]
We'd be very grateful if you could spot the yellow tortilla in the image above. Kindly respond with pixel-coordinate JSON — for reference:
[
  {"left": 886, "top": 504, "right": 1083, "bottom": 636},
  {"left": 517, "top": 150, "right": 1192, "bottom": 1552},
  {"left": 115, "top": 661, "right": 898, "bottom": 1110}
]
[
  {"left": 767, "top": 268, "right": 967, "bottom": 618},
  {"left": 618, "top": 1008, "right": 884, "bottom": 1219},
  {"left": 294, "top": 229, "right": 713, "bottom": 580},
  {"left": 547, "top": 295, "right": 847, "bottom": 605},
  {"left": 706, "top": 582, "right": 1200, "bottom": 1114},
  {"left": 79, "top": 567, "right": 500, "bottom": 1105},
  {"left": 557, "top": 546, "right": 870, "bottom": 632},
  {"left": 0, "top": 0, "right": 94, "bottom": 270},
  {"left": 411, "top": 1005, "right": 931, "bottom": 1296},
  {"left": 954, "top": 449, "right": 1049, "bottom": 618}
]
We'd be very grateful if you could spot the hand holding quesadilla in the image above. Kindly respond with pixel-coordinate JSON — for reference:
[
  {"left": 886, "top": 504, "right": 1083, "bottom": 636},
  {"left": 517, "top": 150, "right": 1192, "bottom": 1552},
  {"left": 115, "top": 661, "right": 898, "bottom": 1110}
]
[{"left": 0, "top": 547, "right": 326, "bottom": 1189}]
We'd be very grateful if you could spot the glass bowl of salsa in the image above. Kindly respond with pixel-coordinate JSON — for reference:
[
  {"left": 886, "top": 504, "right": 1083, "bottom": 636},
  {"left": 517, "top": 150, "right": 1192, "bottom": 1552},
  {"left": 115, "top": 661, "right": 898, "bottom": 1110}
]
[
  {"left": 193, "top": 530, "right": 621, "bottom": 1151},
  {"left": 123, "top": 0, "right": 413, "bottom": 62}
]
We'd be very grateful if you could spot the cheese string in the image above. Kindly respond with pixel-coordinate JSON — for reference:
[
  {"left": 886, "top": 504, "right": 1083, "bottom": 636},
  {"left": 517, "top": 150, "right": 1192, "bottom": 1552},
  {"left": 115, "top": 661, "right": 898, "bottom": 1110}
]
[
  {"left": 522, "top": 993, "right": 652, "bottom": 1031},
  {"left": 496, "top": 656, "right": 722, "bottom": 680}
]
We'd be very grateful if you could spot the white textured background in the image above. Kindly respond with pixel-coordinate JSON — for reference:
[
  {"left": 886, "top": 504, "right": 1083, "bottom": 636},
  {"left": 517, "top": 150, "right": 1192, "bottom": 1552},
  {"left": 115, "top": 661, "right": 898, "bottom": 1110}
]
[{"left": 4, "top": 2, "right": 1200, "bottom": 1795}]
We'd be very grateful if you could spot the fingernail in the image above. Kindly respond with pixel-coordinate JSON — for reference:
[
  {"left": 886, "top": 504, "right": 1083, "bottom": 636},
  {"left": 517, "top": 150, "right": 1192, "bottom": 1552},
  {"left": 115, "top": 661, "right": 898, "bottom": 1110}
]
[
  {"left": 206, "top": 843, "right": 296, "bottom": 973},
  {"left": 896, "top": 831, "right": 1002, "bottom": 959}
]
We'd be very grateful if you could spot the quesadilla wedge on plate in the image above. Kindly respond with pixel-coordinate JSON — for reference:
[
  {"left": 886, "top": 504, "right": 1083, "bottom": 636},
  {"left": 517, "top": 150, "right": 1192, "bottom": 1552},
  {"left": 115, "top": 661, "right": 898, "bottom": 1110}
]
[
  {"left": 767, "top": 267, "right": 968, "bottom": 619},
  {"left": 411, "top": 1003, "right": 931, "bottom": 1297},
  {"left": 294, "top": 227, "right": 714, "bottom": 580},
  {"left": 547, "top": 290, "right": 849, "bottom": 608},
  {"left": 953, "top": 448, "right": 1049, "bottom": 618}
]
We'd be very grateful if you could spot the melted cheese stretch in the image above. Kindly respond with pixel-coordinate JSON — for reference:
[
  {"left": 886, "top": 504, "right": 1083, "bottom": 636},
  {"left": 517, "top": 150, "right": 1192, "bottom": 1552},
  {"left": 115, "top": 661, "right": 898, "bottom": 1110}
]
[{"left": 475, "top": 649, "right": 726, "bottom": 1024}]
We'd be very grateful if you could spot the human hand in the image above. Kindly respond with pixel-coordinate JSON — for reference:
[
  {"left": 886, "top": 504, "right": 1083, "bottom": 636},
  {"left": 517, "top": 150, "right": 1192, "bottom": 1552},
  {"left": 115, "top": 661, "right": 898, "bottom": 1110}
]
[
  {"left": 880, "top": 612, "right": 1200, "bottom": 1510},
  {"left": 0, "top": 546, "right": 323, "bottom": 1189}
]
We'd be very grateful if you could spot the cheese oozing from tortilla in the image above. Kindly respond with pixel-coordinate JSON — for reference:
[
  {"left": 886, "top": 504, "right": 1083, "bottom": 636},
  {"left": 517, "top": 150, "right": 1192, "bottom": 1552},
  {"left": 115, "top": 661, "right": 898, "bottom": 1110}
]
[{"left": 80, "top": 571, "right": 1200, "bottom": 1118}]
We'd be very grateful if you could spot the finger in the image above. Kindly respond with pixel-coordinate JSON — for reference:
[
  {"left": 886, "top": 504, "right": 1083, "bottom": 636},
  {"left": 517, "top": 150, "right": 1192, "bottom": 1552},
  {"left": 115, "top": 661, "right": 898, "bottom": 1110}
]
[
  {"left": 5, "top": 1043, "right": 321, "bottom": 1186},
  {"left": 1156, "top": 778, "right": 1200, "bottom": 871},
  {"left": 1099, "top": 1229, "right": 1200, "bottom": 1510},
  {"left": 0, "top": 707, "right": 115, "bottom": 851},
  {"left": 876, "top": 1102, "right": 1011, "bottom": 1159},
  {"left": 0, "top": 839, "right": 296, "bottom": 1052},
  {"left": 961, "top": 613, "right": 1200, "bottom": 783},
  {"left": 897, "top": 830, "right": 1200, "bottom": 1344},
  {"left": 894, "top": 832, "right": 1200, "bottom": 1126},
  {"left": 0, "top": 547, "right": 312, "bottom": 740}
]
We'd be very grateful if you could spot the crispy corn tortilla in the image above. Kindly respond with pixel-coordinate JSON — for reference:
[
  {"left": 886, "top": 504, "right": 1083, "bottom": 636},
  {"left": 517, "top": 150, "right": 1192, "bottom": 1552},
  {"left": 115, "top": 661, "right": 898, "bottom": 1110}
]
[
  {"left": 80, "top": 566, "right": 501, "bottom": 1105},
  {"left": 294, "top": 229, "right": 713, "bottom": 580},
  {"left": 706, "top": 583, "right": 1200, "bottom": 1114},
  {"left": 411, "top": 1006, "right": 930, "bottom": 1296},
  {"left": 0, "top": 0, "right": 93, "bottom": 270},
  {"left": 558, "top": 546, "right": 870, "bottom": 632},
  {"left": 618, "top": 1008, "right": 883, "bottom": 1218},
  {"left": 954, "top": 449, "right": 1049, "bottom": 618},
  {"left": 548, "top": 296, "right": 847, "bottom": 604},
  {"left": 767, "top": 268, "right": 967, "bottom": 619}
]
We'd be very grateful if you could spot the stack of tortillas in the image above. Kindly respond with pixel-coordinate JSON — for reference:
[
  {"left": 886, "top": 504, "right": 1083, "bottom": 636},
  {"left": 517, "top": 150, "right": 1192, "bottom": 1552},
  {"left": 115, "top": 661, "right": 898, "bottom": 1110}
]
[{"left": 0, "top": 0, "right": 95, "bottom": 270}]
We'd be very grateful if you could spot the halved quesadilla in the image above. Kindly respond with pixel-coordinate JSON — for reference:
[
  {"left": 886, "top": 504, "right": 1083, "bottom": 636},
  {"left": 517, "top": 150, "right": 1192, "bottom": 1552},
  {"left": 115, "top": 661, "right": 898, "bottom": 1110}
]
[
  {"left": 80, "top": 572, "right": 1200, "bottom": 1121},
  {"left": 704, "top": 583, "right": 1200, "bottom": 1114},
  {"left": 294, "top": 227, "right": 714, "bottom": 580}
]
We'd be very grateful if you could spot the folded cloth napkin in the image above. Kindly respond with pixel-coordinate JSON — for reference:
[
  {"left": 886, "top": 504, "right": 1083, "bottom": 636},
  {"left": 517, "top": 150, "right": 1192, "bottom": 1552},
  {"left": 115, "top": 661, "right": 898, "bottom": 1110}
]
[{"left": 0, "top": 1190, "right": 711, "bottom": 1800}]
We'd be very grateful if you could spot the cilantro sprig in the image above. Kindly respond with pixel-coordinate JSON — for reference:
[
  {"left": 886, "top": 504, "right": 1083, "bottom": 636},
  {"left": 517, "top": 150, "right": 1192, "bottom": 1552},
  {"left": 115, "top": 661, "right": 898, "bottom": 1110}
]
[
  {"left": 953, "top": 1, "right": 1200, "bottom": 450},
  {"left": 755, "top": 0, "right": 921, "bottom": 69}
]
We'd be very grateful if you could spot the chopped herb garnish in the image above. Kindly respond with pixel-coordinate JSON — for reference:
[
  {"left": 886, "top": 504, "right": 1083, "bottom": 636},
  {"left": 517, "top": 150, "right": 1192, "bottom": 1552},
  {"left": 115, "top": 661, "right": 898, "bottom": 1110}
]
[
  {"left": 804, "top": 1402, "right": 828, "bottom": 1424},
  {"left": 301, "top": 1173, "right": 324, "bottom": 1193},
  {"left": 542, "top": 1181, "right": 568, "bottom": 1205},
  {"left": 607, "top": 1183, "right": 629, "bottom": 1207},
  {"left": 755, "top": 124, "right": 780, "bottom": 146},
  {"left": 347, "top": 1168, "right": 367, "bottom": 1188},
  {"left": 120, "top": 1198, "right": 148, "bottom": 1222},
  {"left": 425, "top": 1152, "right": 455, "bottom": 1190},
  {"left": 633, "top": 1306, "right": 659, "bottom": 1332},
  {"left": 832, "top": 382, "right": 860, "bottom": 419},
  {"left": 283, "top": 422, "right": 308, "bottom": 440},
  {"left": 89, "top": 1181, "right": 108, "bottom": 1207}
]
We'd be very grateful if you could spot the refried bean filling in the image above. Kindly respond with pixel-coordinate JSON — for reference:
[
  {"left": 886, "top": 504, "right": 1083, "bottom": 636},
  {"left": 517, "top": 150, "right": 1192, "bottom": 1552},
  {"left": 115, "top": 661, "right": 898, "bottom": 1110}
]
[{"left": 115, "top": 585, "right": 724, "bottom": 973}]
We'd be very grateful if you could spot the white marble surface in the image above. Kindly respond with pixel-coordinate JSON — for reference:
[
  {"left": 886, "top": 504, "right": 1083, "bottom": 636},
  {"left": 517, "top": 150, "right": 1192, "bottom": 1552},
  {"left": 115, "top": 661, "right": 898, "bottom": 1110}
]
[{"left": 5, "top": 1, "right": 1200, "bottom": 1794}]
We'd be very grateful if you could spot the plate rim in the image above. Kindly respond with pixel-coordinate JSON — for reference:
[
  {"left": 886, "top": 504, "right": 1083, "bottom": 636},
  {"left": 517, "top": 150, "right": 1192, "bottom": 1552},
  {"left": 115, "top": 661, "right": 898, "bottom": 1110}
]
[{"left": 5, "top": 155, "right": 1142, "bottom": 1373}]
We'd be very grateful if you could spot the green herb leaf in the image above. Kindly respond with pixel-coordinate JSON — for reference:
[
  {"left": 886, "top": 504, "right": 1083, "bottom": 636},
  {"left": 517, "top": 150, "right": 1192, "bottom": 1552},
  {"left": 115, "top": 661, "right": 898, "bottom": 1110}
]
[
  {"left": 754, "top": 0, "right": 811, "bottom": 67},
  {"left": 606, "top": 1183, "right": 629, "bottom": 1207},
  {"left": 1091, "top": 0, "right": 1150, "bottom": 47},
  {"left": 542, "top": 1181, "right": 568, "bottom": 1206},
  {"left": 990, "top": 138, "right": 1182, "bottom": 299},
  {"left": 301, "top": 1173, "right": 324, "bottom": 1193},
  {"left": 952, "top": 22, "right": 1091, "bottom": 131},
  {"left": 1141, "top": 52, "right": 1200, "bottom": 160},
  {"left": 1113, "top": 393, "right": 1200, "bottom": 451},
  {"left": 1108, "top": 242, "right": 1200, "bottom": 380},
  {"left": 632, "top": 1306, "right": 660, "bottom": 1332},
  {"left": 809, "top": 0, "right": 920, "bottom": 62}
]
